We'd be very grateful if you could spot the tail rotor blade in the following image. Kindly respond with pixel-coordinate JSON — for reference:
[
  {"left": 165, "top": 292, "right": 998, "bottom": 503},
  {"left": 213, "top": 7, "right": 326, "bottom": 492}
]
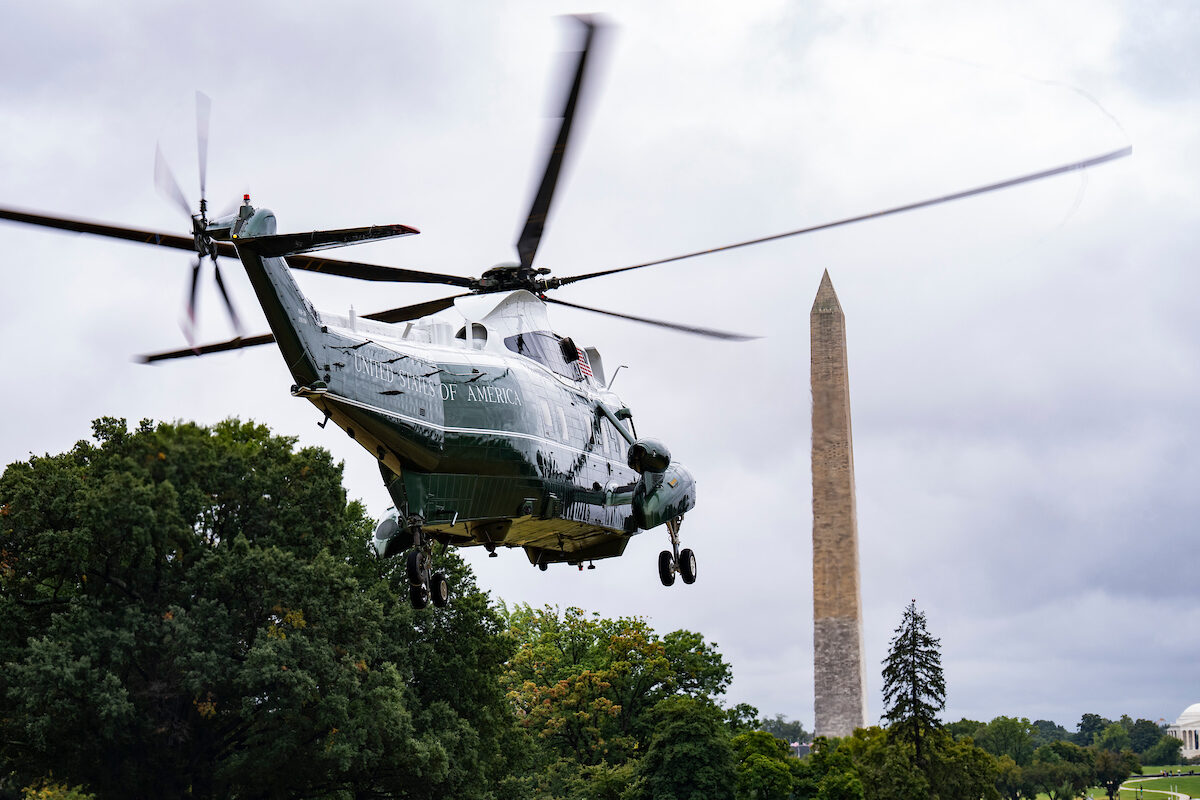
[
  {"left": 183, "top": 256, "right": 202, "bottom": 345},
  {"left": 196, "top": 91, "right": 212, "bottom": 206},
  {"left": 210, "top": 255, "right": 243, "bottom": 337},
  {"left": 154, "top": 144, "right": 193, "bottom": 220}
]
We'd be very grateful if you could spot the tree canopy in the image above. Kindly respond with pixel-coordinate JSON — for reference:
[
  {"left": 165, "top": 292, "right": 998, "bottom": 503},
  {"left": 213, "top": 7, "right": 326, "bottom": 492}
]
[
  {"left": 1, "top": 416, "right": 1181, "bottom": 800},
  {"left": 0, "top": 418, "right": 517, "bottom": 799}
]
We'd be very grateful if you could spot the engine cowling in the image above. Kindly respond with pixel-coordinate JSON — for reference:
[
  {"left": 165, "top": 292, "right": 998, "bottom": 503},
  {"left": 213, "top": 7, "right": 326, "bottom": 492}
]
[
  {"left": 627, "top": 438, "right": 671, "bottom": 474},
  {"left": 631, "top": 462, "right": 696, "bottom": 531},
  {"left": 371, "top": 507, "right": 405, "bottom": 558}
]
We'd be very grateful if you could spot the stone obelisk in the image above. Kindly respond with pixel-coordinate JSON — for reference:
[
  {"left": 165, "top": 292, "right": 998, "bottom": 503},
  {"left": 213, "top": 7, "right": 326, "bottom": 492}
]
[{"left": 811, "top": 269, "right": 867, "bottom": 738}]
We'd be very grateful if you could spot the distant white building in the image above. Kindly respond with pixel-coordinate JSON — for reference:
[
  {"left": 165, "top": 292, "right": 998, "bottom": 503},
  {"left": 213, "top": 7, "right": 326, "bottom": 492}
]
[{"left": 1166, "top": 703, "right": 1200, "bottom": 760}]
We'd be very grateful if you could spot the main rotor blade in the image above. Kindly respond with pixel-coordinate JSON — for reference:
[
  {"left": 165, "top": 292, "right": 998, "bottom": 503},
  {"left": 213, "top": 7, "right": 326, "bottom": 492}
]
[
  {"left": 360, "top": 294, "right": 469, "bottom": 323},
  {"left": 283, "top": 252, "right": 475, "bottom": 286},
  {"left": 549, "top": 145, "right": 1133, "bottom": 289},
  {"left": 139, "top": 294, "right": 468, "bottom": 363},
  {"left": 154, "top": 144, "right": 193, "bottom": 220},
  {"left": 542, "top": 295, "right": 757, "bottom": 341},
  {"left": 0, "top": 207, "right": 476, "bottom": 285},
  {"left": 140, "top": 332, "right": 275, "bottom": 363},
  {"left": 515, "top": 15, "right": 599, "bottom": 269},
  {"left": 239, "top": 223, "right": 421, "bottom": 257},
  {"left": 196, "top": 91, "right": 212, "bottom": 205}
]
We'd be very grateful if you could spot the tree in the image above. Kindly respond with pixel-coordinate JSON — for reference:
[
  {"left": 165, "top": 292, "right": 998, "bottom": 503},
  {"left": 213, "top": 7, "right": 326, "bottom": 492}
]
[
  {"left": 1142, "top": 734, "right": 1183, "bottom": 767},
  {"left": 731, "top": 731, "right": 794, "bottom": 800},
  {"left": 975, "top": 716, "right": 1036, "bottom": 767},
  {"left": 500, "top": 604, "right": 733, "bottom": 766},
  {"left": 1094, "top": 748, "right": 1141, "bottom": 800},
  {"left": 758, "top": 713, "right": 809, "bottom": 746},
  {"left": 0, "top": 418, "right": 518, "bottom": 799},
  {"left": 1095, "top": 722, "right": 1132, "bottom": 752},
  {"left": 791, "top": 737, "right": 867, "bottom": 800},
  {"left": 1031, "top": 719, "right": 1071, "bottom": 747},
  {"left": 633, "top": 696, "right": 736, "bottom": 800},
  {"left": 880, "top": 600, "right": 945, "bottom": 764},
  {"left": 1028, "top": 741, "right": 1097, "bottom": 800},
  {"left": 1129, "top": 718, "right": 1166, "bottom": 755},
  {"left": 1074, "top": 713, "right": 1112, "bottom": 746},
  {"left": 945, "top": 718, "right": 985, "bottom": 742}
]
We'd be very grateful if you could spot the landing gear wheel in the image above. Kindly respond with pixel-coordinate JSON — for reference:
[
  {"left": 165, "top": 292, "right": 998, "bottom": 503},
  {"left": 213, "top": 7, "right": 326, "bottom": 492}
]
[
  {"left": 538, "top": 562, "right": 548, "bottom": 572},
  {"left": 406, "top": 549, "right": 425, "bottom": 587},
  {"left": 658, "top": 550, "right": 676, "bottom": 587},
  {"left": 679, "top": 548, "right": 697, "bottom": 584},
  {"left": 409, "top": 584, "right": 429, "bottom": 609},
  {"left": 430, "top": 573, "right": 450, "bottom": 608}
]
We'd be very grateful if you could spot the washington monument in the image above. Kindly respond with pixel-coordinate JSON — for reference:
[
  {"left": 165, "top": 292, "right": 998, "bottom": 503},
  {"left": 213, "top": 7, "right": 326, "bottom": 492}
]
[{"left": 811, "top": 269, "right": 867, "bottom": 738}]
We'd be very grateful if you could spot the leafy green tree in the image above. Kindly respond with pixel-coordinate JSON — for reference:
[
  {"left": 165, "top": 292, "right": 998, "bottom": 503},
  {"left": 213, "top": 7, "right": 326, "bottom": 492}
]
[
  {"left": 791, "top": 737, "right": 866, "bottom": 800},
  {"left": 1128, "top": 718, "right": 1165, "bottom": 755},
  {"left": 836, "top": 727, "right": 930, "bottom": 800},
  {"left": 1142, "top": 734, "right": 1183, "bottom": 766},
  {"left": 815, "top": 770, "right": 865, "bottom": 800},
  {"left": 925, "top": 730, "right": 1001, "bottom": 800},
  {"left": 1074, "top": 713, "right": 1112, "bottom": 746},
  {"left": 0, "top": 418, "right": 518, "bottom": 800},
  {"left": 880, "top": 600, "right": 945, "bottom": 764},
  {"left": 732, "top": 730, "right": 794, "bottom": 800},
  {"left": 1028, "top": 741, "right": 1097, "bottom": 800},
  {"left": 758, "top": 713, "right": 809, "bottom": 746},
  {"left": 945, "top": 718, "right": 985, "bottom": 742},
  {"left": 975, "top": 716, "right": 1036, "bottom": 766},
  {"left": 726, "top": 702, "right": 762, "bottom": 736},
  {"left": 501, "top": 604, "right": 732, "bottom": 765},
  {"left": 992, "top": 754, "right": 1035, "bottom": 800},
  {"left": 1094, "top": 748, "right": 1141, "bottom": 800},
  {"left": 1031, "top": 719, "right": 1071, "bottom": 747},
  {"left": 1095, "top": 722, "right": 1132, "bottom": 752},
  {"left": 633, "top": 696, "right": 736, "bottom": 800}
]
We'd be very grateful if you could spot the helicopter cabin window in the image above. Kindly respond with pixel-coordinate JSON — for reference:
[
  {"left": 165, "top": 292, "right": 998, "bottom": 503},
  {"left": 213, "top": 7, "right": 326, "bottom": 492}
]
[
  {"left": 539, "top": 399, "right": 557, "bottom": 440},
  {"left": 600, "top": 417, "right": 624, "bottom": 459},
  {"left": 504, "top": 331, "right": 582, "bottom": 381},
  {"left": 454, "top": 323, "right": 488, "bottom": 350}
]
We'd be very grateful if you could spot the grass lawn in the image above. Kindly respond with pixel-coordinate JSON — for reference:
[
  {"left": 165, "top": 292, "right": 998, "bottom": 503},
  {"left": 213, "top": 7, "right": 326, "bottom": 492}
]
[
  {"left": 1118, "top": 772, "right": 1200, "bottom": 798},
  {"left": 1024, "top": 772, "right": 1200, "bottom": 800}
]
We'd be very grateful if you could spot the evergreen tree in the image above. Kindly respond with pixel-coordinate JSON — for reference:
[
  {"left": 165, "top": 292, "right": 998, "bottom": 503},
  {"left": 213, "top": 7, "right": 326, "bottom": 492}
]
[{"left": 880, "top": 600, "right": 945, "bottom": 764}]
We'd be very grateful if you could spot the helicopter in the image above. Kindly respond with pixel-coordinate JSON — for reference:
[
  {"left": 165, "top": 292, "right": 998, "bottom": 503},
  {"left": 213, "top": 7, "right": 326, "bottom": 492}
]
[{"left": 0, "top": 17, "right": 1129, "bottom": 609}]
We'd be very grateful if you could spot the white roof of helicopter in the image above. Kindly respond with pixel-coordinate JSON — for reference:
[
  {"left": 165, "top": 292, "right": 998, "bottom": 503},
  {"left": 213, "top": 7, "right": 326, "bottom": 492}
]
[
  {"left": 451, "top": 289, "right": 552, "bottom": 337},
  {"left": 316, "top": 290, "right": 609, "bottom": 389}
]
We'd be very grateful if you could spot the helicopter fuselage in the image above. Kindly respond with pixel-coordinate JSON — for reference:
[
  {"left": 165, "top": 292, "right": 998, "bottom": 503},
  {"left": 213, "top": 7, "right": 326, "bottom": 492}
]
[{"left": 230, "top": 203, "right": 696, "bottom": 567}]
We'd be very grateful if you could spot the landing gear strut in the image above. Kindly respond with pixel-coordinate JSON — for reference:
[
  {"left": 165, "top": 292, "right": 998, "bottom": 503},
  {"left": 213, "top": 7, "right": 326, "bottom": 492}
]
[
  {"left": 405, "top": 522, "right": 450, "bottom": 609},
  {"left": 658, "top": 515, "right": 696, "bottom": 587},
  {"left": 380, "top": 464, "right": 450, "bottom": 610}
]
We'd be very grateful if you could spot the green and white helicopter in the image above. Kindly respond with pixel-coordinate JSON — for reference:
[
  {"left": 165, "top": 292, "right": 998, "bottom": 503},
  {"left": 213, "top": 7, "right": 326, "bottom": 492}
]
[{"left": 0, "top": 18, "right": 1128, "bottom": 608}]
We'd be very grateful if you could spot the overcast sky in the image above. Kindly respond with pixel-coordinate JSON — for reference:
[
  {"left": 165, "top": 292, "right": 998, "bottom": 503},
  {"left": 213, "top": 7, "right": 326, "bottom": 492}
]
[{"left": 2, "top": 1, "right": 1196, "bottom": 733}]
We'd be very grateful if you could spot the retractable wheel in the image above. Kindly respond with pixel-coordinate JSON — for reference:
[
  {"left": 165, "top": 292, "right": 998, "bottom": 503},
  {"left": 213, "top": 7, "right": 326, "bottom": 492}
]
[
  {"left": 409, "top": 584, "right": 429, "bottom": 609},
  {"left": 679, "top": 548, "right": 697, "bottom": 584},
  {"left": 658, "top": 550, "right": 676, "bottom": 586},
  {"left": 406, "top": 549, "right": 424, "bottom": 586},
  {"left": 430, "top": 573, "right": 450, "bottom": 608}
]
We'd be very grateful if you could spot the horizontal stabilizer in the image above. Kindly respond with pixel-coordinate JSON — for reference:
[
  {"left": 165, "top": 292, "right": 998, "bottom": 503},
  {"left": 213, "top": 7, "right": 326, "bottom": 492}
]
[{"left": 235, "top": 223, "right": 419, "bottom": 257}]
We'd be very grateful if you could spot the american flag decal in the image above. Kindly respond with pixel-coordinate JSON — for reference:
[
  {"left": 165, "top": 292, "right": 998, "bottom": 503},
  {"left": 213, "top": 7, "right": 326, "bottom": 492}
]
[{"left": 577, "top": 349, "right": 593, "bottom": 378}]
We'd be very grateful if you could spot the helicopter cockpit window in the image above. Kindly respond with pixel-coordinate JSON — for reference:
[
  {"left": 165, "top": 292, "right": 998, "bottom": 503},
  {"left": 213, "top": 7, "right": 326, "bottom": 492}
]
[{"left": 504, "top": 331, "right": 581, "bottom": 381}]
